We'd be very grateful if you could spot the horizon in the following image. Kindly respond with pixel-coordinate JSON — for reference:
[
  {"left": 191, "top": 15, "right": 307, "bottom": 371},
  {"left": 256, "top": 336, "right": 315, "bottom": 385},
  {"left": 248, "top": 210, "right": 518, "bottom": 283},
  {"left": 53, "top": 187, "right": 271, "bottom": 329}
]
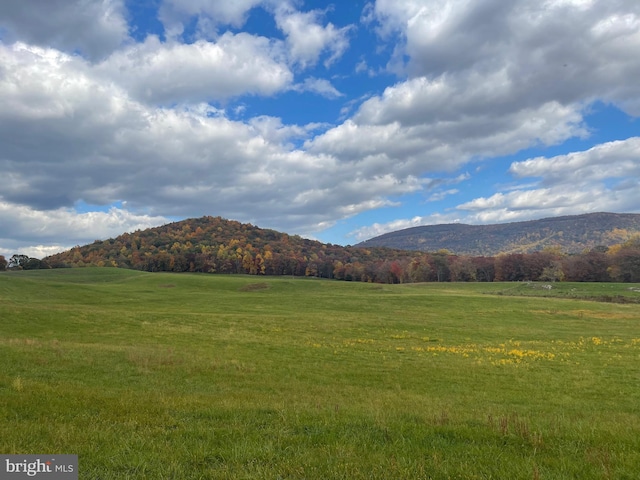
[
  {"left": 31, "top": 211, "right": 640, "bottom": 259},
  {"left": 1, "top": 1, "right": 639, "bottom": 258}
]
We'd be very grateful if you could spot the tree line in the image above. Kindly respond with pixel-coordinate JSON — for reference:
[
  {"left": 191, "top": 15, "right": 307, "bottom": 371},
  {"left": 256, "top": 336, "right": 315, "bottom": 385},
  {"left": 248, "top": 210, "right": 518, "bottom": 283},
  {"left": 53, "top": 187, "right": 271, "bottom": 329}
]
[{"left": 3, "top": 216, "right": 639, "bottom": 283}]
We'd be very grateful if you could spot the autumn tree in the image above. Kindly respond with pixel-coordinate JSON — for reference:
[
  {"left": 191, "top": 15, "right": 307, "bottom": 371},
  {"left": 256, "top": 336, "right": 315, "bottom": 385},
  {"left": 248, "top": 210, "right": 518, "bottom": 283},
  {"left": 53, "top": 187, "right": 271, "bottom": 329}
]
[
  {"left": 408, "top": 256, "right": 432, "bottom": 283},
  {"left": 471, "top": 256, "right": 495, "bottom": 282},
  {"left": 562, "top": 250, "right": 610, "bottom": 282},
  {"left": 520, "top": 251, "right": 558, "bottom": 281},
  {"left": 495, "top": 254, "right": 526, "bottom": 281},
  {"left": 449, "top": 255, "right": 477, "bottom": 282},
  {"left": 539, "top": 261, "right": 565, "bottom": 282},
  {"left": 608, "top": 237, "right": 640, "bottom": 282},
  {"left": 431, "top": 251, "right": 451, "bottom": 282}
]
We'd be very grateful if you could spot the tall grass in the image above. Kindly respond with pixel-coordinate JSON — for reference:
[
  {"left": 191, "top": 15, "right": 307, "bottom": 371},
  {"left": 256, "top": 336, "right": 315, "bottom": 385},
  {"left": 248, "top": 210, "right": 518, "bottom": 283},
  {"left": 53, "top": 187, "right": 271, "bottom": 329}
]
[{"left": 1, "top": 269, "right": 639, "bottom": 478}]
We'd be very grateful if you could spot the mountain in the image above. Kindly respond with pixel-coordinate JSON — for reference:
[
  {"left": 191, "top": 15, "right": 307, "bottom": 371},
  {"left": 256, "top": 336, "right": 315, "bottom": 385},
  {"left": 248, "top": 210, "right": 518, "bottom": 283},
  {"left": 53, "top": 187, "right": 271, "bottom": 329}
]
[
  {"left": 356, "top": 213, "right": 640, "bottom": 256},
  {"left": 43, "top": 216, "right": 419, "bottom": 279},
  {"left": 39, "top": 213, "right": 640, "bottom": 283}
]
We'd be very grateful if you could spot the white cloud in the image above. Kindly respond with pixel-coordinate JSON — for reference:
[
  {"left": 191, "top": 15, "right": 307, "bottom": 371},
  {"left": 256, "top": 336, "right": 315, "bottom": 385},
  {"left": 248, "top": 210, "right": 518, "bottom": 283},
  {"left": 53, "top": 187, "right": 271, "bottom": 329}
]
[
  {"left": 509, "top": 138, "right": 640, "bottom": 184},
  {"left": 0, "top": 202, "right": 168, "bottom": 257},
  {"left": 248, "top": 116, "right": 327, "bottom": 145},
  {"left": 348, "top": 215, "right": 437, "bottom": 242},
  {"left": 349, "top": 182, "right": 633, "bottom": 241},
  {"left": 355, "top": 60, "right": 368, "bottom": 73},
  {"left": 0, "top": 0, "right": 129, "bottom": 60},
  {"left": 158, "top": 1, "right": 353, "bottom": 70},
  {"left": 428, "top": 189, "right": 459, "bottom": 202},
  {"left": 454, "top": 183, "right": 639, "bottom": 225},
  {"left": 2, "top": 1, "right": 640, "bottom": 254},
  {"left": 307, "top": 94, "right": 587, "bottom": 177},
  {"left": 158, "top": 0, "right": 264, "bottom": 38},
  {"left": 303, "top": 0, "right": 640, "bottom": 225},
  {"left": 274, "top": 6, "right": 352, "bottom": 68},
  {"left": 474, "top": 137, "right": 640, "bottom": 219},
  {"left": 0, "top": 40, "right": 431, "bottom": 252},
  {"left": 457, "top": 188, "right": 596, "bottom": 212},
  {"left": 371, "top": 0, "right": 640, "bottom": 112},
  {"left": 98, "top": 34, "right": 292, "bottom": 105},
  {"left": 351, "top": 138, "right": 640, "bottom": 241},
  {"left": 292, "top": 77, "right": 343, "bottom": 98}
]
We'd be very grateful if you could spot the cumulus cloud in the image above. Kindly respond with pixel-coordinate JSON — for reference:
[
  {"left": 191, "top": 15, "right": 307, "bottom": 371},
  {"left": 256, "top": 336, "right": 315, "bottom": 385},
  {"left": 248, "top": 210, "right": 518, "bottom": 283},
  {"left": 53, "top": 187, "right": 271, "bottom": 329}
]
[
  {"left": 98, "top": 34, "right": 292, "bottom": 105},
  {"left": 453, "top": 183, "right": 639, "bottom": 225},
  {"left": 2, "top": 0, "right": 640, "bottom": 255},
  {"left": 157, "top": 0, "right": 353, "bottom": 70},
  {"left": 0, "top": 41, "right": 425, "bottom": 247},
  {"left": 307, "top": 97, "right": 587, "bottom": 182},
  {"left": 292, "top": 77, "right": 343, "bottom": 98},
  {"left": 348, "top": 214, "right": 452, "bottom": 243},
  {"left": 428, "top": 189, "right": 459, "bottom": 202},
  {"left": 351, "top": 138, "right": 640, "bottom": 241},
  {"left": 0, "top": 202, "right": 168, "bottom": 257},
  {"left": 304, "top": 0, "right": 640, "bottom": 186},
  {"left": 0, "top": 0, "right": 129, "bottom": 60},
  {"left": 466, "top": 137, "right": 640, "bottom": 220},
  {"left": 349, "top": 186, "right": 623, "bottom": 242},
  {"left": 248, "top": 116, "right": 328, "bottom": 145},
  {"left": 158, "top": 0, "right": 264, "bottom": 39},
  {"left": 509, "top": 137, "right": 640, "bottom": 184},
  {"left": 371, "top": 0, "right": 640, "bottom": 113},
  {"left": 312, "top": 0, "right": 640, "bottom": 243},
  {"left": 273, "top": 6, "right": 352, "bottom": 68},
  {"left": 0, "top": 43, "right": 143, "bottom": 210},
  {"left": 308, "top": 0, "right": 640, "bottom": 173}
]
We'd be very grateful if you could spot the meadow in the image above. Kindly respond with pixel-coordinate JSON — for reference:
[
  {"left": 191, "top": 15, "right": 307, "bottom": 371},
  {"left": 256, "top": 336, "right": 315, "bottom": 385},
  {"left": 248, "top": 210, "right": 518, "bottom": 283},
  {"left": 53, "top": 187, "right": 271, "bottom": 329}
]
[{"left": 1, "top": 269, "right": 639, "bottom": 479}]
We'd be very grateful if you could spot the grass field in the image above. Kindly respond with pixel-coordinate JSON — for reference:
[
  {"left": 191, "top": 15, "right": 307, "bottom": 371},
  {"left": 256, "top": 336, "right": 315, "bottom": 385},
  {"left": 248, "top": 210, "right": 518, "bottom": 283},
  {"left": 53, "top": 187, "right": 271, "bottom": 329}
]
[{"left": 1, "top": 269, "right": 639, "bottom": 479}]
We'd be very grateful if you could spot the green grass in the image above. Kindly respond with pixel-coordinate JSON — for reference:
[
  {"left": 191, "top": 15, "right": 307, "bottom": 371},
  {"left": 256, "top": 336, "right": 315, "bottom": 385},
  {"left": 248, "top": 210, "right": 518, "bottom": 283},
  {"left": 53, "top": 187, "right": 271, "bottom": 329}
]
[
  {"left": 487, "top": 281, "right": 640, "bottom": 303},
  {"left": 1, "top": 269, "right": 640, "bottom": 479}
]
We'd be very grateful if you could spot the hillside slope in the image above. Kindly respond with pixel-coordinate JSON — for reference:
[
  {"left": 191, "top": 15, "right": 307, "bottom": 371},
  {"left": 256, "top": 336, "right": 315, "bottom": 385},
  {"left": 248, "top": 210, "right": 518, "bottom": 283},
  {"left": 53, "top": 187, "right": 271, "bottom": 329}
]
[
  {"left": 356, "top": 212, "right": 640, "bottom": 255},
  {"left": 44, "top": 216, "right": 417, "bottom": 278}
]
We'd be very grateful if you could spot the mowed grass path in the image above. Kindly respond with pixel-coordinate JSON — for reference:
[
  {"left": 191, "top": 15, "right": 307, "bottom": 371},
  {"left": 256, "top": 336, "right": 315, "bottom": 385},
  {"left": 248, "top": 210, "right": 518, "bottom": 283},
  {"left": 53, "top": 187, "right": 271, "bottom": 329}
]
[{"left": 1, "top": 269, "right": 639, "bottom": 479}]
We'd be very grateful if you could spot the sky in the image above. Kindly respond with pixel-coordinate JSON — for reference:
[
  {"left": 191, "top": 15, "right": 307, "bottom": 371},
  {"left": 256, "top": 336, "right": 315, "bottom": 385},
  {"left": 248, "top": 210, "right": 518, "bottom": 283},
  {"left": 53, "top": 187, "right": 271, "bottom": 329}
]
[{"left": 1, "top": 0, "right": 640, "bottom": 258}]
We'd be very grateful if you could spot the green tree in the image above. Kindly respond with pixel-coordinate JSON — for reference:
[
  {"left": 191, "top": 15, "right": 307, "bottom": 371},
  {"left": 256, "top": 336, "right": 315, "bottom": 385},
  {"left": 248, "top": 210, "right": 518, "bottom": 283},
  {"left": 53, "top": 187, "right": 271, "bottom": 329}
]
[
  {"left": 8, "top": 254, "right": 30, "bottom": 269},
  {"left": 8, "top": 254, "right": 49, "bottom": 270}
]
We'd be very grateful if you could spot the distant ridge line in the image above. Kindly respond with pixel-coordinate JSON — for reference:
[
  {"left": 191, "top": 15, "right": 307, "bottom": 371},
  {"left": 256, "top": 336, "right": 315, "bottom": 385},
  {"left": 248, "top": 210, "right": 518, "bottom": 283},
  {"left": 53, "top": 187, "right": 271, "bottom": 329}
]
[{"left": 355, "top": 212, "right": 640, "bottom": 256}]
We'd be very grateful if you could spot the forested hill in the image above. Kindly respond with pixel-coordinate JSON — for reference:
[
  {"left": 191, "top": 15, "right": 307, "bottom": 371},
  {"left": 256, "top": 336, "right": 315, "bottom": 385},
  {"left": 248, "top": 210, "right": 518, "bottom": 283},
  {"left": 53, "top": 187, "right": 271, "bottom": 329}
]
[
  {"left": 356, "top": 213, "right": 640, "bottom": 255},
  {"left": 44, "top": 216, "right": 418, "bottom": 279},
  {"left": 37, "top": 214, "right": 640, "bottom": 283}
]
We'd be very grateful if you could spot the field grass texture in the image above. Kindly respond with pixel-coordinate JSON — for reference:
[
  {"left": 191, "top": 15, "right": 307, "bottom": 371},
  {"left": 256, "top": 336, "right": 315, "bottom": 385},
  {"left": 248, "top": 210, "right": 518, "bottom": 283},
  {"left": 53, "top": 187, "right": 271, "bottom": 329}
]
[{"left": 1, "top": 269, "right": 639, "bottom": 479}]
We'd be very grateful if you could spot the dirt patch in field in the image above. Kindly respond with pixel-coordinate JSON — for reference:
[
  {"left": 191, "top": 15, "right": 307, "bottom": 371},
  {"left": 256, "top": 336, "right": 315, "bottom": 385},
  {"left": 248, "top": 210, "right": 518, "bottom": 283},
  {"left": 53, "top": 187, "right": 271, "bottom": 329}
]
[{"left": 239, "top": 282, "right": 270, "bottom": 292}]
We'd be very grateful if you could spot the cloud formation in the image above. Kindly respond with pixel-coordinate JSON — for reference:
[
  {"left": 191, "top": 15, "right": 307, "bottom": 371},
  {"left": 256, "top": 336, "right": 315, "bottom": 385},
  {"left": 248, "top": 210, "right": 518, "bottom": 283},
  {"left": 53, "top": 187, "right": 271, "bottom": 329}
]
[
  {"left": 273, "top": 5, "right": 352, "bottom": 68},
  {"left": 0, "top": 0, "right": 129, "bottom": 60},
  {"left": 99, "top": 34, "right": 292, "bottom": 104},
  {"left": 1, "top": 0, "right": 639, "bottom": 255},
  {"left": 0, "top": 202, "right": 168, "bottom": 258},
  {"left": 159, "top": 0, "right": 264, "bottom": 37},
  {"left": 351, "top": 137, "right": 640, "bottom": 241}
]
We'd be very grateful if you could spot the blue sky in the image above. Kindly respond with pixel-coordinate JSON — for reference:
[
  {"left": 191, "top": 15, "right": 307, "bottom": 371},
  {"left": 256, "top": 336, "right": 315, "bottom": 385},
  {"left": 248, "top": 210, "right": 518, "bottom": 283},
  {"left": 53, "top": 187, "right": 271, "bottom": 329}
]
[{"left": 1, "top": 0, "right": 639, "bottom": 257}]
